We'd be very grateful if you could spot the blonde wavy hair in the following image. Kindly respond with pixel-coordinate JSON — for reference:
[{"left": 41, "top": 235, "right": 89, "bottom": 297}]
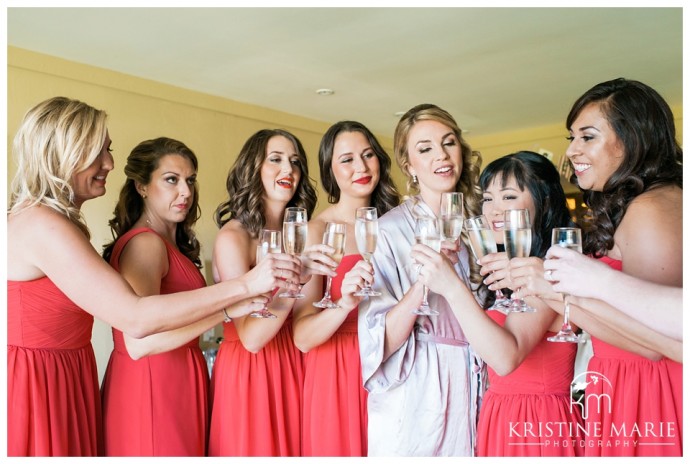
[
  {"left": 9, "top": 96, "right": 108, "bottom": 238},
  {"left": 393, "top": 103, "right": 486, "bottom": 291}
]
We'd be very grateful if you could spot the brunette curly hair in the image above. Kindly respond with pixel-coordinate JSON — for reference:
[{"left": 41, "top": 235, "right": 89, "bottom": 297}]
[
  {"left": 566, "top": 78, "right": 682, "bottom": 257},
  {"left": 214, "top": 129, "right": 317, "bottom": 237},
  {"left": 102, "top": 137, "right": 202, "bottom": 267}
]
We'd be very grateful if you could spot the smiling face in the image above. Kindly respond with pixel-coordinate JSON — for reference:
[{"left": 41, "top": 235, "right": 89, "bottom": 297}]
[
  {"left": 260, "top": 135, "right": 301, "bottom": 205},
  {"left": 330, "top": 130, "right": 380, "bottom": 200},
  {"left": 566, "top": 103, "right": 626, "bottom": 192},
  {"left": 139, "top": 153, "right": 196, "bottom": 226},
  {"left": 71, "top": 132, "right": 114, "bottom": 207},
  {"left": 481, "top": 174, "right": 536, "bottom": 244},
  {"left": 406, "top": 120, "right": 462, "bottom": 201}
]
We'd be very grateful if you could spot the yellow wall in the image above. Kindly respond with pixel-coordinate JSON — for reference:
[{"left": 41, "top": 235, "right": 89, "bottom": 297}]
[{"left": 7, "top": 46, "right": 683, "bottom": 381}]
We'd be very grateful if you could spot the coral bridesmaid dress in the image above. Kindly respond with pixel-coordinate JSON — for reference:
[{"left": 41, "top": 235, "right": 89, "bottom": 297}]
[
  {"left": 208, "top": 315, "right": 304, "bottom": 456},
  {"left": 582, "top": 257, "right": 682, "bottom": 457},
  {"left": 301, "top": 254, "right": 368, "bottom": 456},
  {"left": 476, "top": 311, "right": 584, "bottom": 456},
  {"left": 8, "top": 277, "right": 102, "bottom": 456},
  {"left": 101, "top": 228, "right": 209, "bottom": 456}
]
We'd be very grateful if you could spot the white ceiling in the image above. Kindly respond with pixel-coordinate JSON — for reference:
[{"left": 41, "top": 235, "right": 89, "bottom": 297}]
[{"left": 7, "top": 7, "right": 683, "bottom": 138}]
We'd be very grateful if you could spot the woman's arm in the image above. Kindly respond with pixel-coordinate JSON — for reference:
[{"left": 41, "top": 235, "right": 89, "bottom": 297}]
[
  {"left": 118, "top": 232, "right": 265, "bottom": 359},
  {"left": 543, "top": 246, "right": 682, "bottom": 341},
  {"left": 413, "top": 246, "right": 558, "bottom": 375},
  {"left": 25, "top": 207, "right": 299, "bottom": 339}
]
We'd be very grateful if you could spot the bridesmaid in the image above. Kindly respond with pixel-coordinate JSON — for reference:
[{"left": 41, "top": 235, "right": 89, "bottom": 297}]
[
  {"left": 208, "top": 129, "right": 322, "bottom": 456},
  {"left": 358, "top": 103, "right": 486, "bottom": 456},
  {"left": 100, "top": 138, "right": 263, "bottom": 456},
  {"left": 412, "top": 151, "right": 584, "bottom": 457},
  {"left": 511, "top": 78, "right": 682, "bottom": 456},
  {"left": 293, "top": 121, "right": 400, "bottom": 456},
  {"left": 7, "top": 97, "right": 300, "bottom": 457}
]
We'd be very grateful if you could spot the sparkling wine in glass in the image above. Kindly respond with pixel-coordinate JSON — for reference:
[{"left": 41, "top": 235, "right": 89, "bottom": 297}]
[
  {"left": 464, "top": 215, "right": 511, "bottom": 311},
  {"left": 313, "top": 222, "right": 346, "bottom": 309},
  {"left": 413, "top": 215, "right": 441, "bottom": 316},
  {"left": 503, "top": 209, "right": 536, "bottom": 313},
  {"left": 548, "top": 227, "right": 585, "bottom": 343},
  {"left": 251, "top": 229, "right": 282, "bottom": 318},
  {"left": 440, "top": 192, "right": 464, "bottom": 242},
  {"left": 354, "top": 207, "right": 381, "bottom": 297},
  {"left": 279, "top": 207, "right": 307, "bottom": 299}
]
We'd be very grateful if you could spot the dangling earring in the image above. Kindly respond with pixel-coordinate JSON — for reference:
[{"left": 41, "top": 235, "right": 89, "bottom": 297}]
[{"left": 412, "top": 174, "right": 418, "bottom": 184}]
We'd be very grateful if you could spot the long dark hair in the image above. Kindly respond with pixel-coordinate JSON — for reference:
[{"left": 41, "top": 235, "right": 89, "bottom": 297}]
[
  {"left": 103, "top": 137, "right": 202, "bottom": 267},
  {"left": 214, "top": 129, "right": 317, "bottom": 237},
  {"left": 566, "top": 78, "right": 682, "bottom": 257},
  {"left": 318, "top": 120, "right": 400, "bottom": 216},
  {"left": 480, "top": 151, "right": 574, "bottom": 259}
]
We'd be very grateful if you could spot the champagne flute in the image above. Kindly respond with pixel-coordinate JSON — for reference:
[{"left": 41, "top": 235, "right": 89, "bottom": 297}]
[
  {"left": 464, "top": 215, "right": 511, "bottom": 311},
  {"left": 278, "top": 207, "right": 307, "bottom": 299},
  {"left": 547, "top": 227, "right": 585, "bottom": 343},
  {"left": 313, "top": 222, "right": 346, "bottom": 309},
  {"left": 440, "top": 192, "right": 464, "bottom": 243},
  {"left": 413, "top": 215, "right": 441, "bottom": 316},
  {"left": 503, "top": 209, "right": 536, "bottom": 313},
  {"left": 251, "top": 229, "right": 282, "bottom": 318},
  {"left": 354, "top": 207, "right": 381, "bottom": 297}
]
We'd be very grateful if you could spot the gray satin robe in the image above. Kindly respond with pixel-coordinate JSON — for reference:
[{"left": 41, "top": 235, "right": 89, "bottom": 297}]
[{"left": 358, "top": 197, "right": 486, "bottom": 456}]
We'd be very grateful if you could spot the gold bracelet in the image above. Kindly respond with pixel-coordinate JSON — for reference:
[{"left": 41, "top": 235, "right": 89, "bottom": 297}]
[{"left": 222, "top": 308, "right": 232, "bottom": 323}]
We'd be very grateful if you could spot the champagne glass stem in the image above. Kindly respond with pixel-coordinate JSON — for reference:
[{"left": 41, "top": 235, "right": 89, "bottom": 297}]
[
  {"left": 562, "top": 294, "right": 572, "bottom": 329},
  {"left": 323, "top": 276, "right": 333, "bottom": 302},
  {"left": 421, "top": 285, "right": 430, "bottom": 307}
]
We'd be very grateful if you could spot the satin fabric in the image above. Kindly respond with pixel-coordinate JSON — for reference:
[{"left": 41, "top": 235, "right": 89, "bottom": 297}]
[{"left": 358, "top": 197, "right": 486, "bottom": 456}]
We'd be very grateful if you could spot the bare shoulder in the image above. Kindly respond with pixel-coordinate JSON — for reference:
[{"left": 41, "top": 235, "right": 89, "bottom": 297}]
[
  {"left": 616, "top": 185, "right": 682, "bottom": 285},
  {"left": 307, "top": 214, "right": 329, "bottom": 244},
  {"left": 215, "top": 220, "right": 252, "bottom": 249},
  {"left": 118, "top": 230, "right": 168, "bottom": 270}
]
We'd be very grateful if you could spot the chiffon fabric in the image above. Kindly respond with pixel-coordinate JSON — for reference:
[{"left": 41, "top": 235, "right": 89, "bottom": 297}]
[
  {"left": 476, "top": 311, "right": 584, "bottom": 456},
  {"left": 302, "top": 254, "right": 368, "bottom": 456},
  {"left": 101, "top": 227, "right": 209, "bottom": 456},
  {"left": 582, "top": 256, "right": 682, "bottom": 457},
  {"left": 208, "top": 315, "right": 304, "bottom": 456},
  {"left": 359, "top": 197, "right": 486, "bottom": 456},
  {"left": 8, "top": 277, "right": 102, "bottom": 456}
]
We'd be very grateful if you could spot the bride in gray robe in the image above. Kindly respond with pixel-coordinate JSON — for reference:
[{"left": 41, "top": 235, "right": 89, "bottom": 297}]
[{"left": 358, "top": 104, "right": 487, "bottom": 456}]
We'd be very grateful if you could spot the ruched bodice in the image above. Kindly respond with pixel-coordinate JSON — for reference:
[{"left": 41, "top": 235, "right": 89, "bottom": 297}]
[
  {"left": 8, "top": 278, "right": 94, "bottom": 349},
  {"left": 8, "top": 277, "right": 101, "bottom": 456}
]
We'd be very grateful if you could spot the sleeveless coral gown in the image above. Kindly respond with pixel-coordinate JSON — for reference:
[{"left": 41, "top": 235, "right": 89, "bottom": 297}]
[
  {"left": 208, "top": 313, "right": 304, "bottom": 456},
  {"left": 476, "top": 311, "right": 584, "bottom": 456},
  {"left": 302, "top": 254, "right": 368, "bottom": 456},
  {"left": 100, "top": 228, "right": 210, "bottom": 456},
  {"left": 582, "top": 257, "right": 682, "bottom": 457},
  {"left": 8, "top": 277, "right": 102, "bottom": 456}
]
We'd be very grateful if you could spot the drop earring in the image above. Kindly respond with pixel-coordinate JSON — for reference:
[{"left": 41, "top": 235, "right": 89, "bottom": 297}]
[{"left": 412, "top": 174, "right": 418, "bottom": 184}]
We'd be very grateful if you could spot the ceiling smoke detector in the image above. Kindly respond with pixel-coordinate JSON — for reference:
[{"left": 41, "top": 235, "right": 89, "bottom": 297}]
[{"left": 316, "top": 88, "right": 334, "bottom": 96}]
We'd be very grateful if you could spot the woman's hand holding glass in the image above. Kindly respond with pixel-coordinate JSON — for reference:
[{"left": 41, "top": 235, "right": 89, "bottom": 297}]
[
  {"left": 412, "top": 215, "right": 442, "bottom": 316},
  {"left": 547, "top": 227, "right": 585, "bottom": 343},
  {"left": 334, "top": 260, "right": 375, "bottom": 311},
  {"left": 250, "top": 229, "right": 283, "bottom": 318},
  {"left": 279, "top": 207, "right": 308, "bottom": 298},
  {"left": 465, "top": 214, "right": 511, "bottom": 311},
  {"left": 313, "top": 222, "right": 347, "bottom": 309},
  {"left": 410, "top": 241, "right": 460, "bottom": 300},
  {"left": 354, "top": 207, "right": 381, "bottom": 297},
  {"left": 241, "top": 250, "right": 302, "bottom": 297},
  {"left": 503, "top": 209, "right": 536, "bottom": 313}
]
